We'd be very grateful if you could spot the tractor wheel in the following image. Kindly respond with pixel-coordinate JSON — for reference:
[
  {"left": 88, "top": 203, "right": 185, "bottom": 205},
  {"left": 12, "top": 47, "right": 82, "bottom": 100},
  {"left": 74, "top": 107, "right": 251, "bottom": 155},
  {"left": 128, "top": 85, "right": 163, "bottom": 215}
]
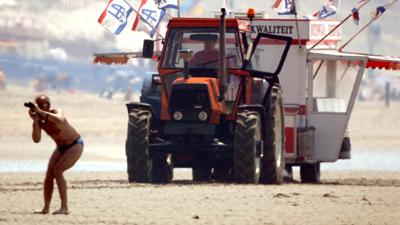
[
  {"left": 300, "top": 163, "right": 320, "bottom": 183},
  {"left": 283, "top": 165, "right": 294, "bottom": 182},
  {"left": 259, "top": 87, "right": 285, "bottom": 184},
  {"left": 339, "top": 137, "right": 351, "bottom": 159},
  {"left": 192, "top": 156, "right": 212, "bottom": 182},
  {"left": 125, "top": 109, "right": 152, "bottom": 183},
  {"left": 233, "top": 110, "right": 262, "bottom": 184},
  {"left": 151, "top": 153, "right": 173, "bottom": 184},
  {"left": 212, "top": 167, "right": 232, "bottom": 182}
]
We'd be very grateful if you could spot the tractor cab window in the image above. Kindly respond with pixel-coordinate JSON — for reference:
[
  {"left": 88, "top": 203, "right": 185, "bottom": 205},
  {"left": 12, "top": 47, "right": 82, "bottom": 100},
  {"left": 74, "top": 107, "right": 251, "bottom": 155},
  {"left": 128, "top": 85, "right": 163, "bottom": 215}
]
[
  {"left": 161, "top": 28, "right": 242, "bottom": 70},
  {"left": 312, "top": 60, "right": 361, "bottom": 113}
]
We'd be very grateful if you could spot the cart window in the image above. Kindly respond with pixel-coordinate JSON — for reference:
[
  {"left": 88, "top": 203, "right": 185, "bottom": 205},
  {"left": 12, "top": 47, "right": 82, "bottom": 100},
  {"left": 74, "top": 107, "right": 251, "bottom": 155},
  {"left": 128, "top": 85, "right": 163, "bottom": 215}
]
[{"left": 312, "top": 60, "right": 360, "bottom": 113}]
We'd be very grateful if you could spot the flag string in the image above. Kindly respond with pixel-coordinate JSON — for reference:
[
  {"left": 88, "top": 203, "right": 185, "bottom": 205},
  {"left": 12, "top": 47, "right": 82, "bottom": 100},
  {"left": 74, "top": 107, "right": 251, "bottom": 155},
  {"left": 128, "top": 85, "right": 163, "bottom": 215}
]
[
  {"left": 308, "top": 0, "right": 370, "bottom": 52},
  {"left": 339, "top": 0, "right": 399, "bottom": 52}
]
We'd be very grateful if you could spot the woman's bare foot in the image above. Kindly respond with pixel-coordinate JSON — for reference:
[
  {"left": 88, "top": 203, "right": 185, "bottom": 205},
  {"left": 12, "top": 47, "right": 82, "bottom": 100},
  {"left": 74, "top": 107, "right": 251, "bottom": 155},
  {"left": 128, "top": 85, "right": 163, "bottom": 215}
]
[
  {"left": 33, "top": 208, "right": 49, "bottom": 214},
  {"left": 52, "top": 208, "right": 69, "bottom": 215}
]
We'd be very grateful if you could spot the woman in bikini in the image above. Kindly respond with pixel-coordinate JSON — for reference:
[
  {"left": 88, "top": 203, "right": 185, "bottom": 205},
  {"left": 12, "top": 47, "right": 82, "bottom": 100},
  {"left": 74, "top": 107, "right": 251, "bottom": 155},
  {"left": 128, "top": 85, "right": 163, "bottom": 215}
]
[{"left": 28, "top": 95, "right": 83, "bottom": 215}]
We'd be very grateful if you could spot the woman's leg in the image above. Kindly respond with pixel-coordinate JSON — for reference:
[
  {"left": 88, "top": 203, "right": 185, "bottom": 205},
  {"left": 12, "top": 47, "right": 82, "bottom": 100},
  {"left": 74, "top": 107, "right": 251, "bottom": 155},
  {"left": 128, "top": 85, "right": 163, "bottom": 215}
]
[
  {"left": 35, "top": 149, "right": 61, "bottom": 214},
  {"left": 52, "top": 144, "right": 83, "bottom": 214}
]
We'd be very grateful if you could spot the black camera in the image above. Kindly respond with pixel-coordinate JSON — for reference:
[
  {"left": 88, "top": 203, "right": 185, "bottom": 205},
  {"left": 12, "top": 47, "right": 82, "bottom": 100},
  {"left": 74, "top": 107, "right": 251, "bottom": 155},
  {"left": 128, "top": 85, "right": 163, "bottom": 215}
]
[{"left": 24, "top": 102, "right": 35, "bottom": 108}]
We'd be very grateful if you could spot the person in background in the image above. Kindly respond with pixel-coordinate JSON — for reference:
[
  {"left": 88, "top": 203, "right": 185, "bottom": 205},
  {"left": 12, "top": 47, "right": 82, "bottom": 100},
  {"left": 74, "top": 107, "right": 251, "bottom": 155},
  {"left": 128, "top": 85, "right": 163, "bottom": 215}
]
[
  {"left": 28, "top": 95, "right": 83, "bottom": 215},
  {"left": 0, "top": 66, "right": 6, "bottom": 90}
]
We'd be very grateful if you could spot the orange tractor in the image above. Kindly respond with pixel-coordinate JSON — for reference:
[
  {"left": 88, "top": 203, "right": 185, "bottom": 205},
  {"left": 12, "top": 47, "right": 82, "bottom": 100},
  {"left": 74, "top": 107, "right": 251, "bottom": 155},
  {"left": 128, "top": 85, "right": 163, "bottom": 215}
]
[{"left": 125, "top": 9, "right": 292, "bottom": 184}]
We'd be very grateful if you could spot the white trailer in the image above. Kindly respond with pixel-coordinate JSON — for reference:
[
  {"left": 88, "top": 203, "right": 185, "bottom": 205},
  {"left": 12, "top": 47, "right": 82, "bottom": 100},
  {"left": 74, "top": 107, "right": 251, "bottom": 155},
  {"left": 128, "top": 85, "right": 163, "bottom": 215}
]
[{"left": 250, "top": 18, "right": 400, "bottom": 182}]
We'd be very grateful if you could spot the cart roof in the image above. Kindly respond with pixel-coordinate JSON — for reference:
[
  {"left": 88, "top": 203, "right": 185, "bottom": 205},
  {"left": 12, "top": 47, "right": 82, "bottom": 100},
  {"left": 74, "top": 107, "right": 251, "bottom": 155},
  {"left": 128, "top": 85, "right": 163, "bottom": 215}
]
[
  {"left": 308, "top": 50, "right": 368, "bottom": 62},
  {"left": 308, "top": 50, "right": 400, "bottom": 71}
]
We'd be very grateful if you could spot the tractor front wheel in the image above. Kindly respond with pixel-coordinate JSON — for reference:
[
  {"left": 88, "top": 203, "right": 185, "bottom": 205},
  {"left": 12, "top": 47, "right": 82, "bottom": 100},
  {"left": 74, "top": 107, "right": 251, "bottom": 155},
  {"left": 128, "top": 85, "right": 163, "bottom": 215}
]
[
  {"left": 233, "top": 110, "right": 262, "bottom": 184},
  {"left": 151, "top": 153, "right": 173, "bottom": 184},
  {"left": 192, "top": 155, "right": 212, "bottom": 182},
  {"left": 126, "top": 109, "right": 152, "bottom": 183},
  {"left": 213, "top": 167, "right": 232, "bottom": 182}
]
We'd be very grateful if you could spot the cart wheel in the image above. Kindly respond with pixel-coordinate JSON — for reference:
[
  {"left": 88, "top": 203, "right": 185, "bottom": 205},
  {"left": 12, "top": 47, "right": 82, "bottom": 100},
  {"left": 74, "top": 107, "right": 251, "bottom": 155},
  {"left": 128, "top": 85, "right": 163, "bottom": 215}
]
[
  {"left": 300, "top": 163, "right": 320, "bottom": 183},
  {"left": 339, "top": 137, "right": 351, "bottom": 159}
]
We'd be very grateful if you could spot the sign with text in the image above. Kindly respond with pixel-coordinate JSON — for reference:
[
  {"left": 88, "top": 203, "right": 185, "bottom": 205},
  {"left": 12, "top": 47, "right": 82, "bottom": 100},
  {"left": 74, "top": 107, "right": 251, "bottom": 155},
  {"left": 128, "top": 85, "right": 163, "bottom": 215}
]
[{"left": 249, "top": 19, "right": 341, "bottom": 42}]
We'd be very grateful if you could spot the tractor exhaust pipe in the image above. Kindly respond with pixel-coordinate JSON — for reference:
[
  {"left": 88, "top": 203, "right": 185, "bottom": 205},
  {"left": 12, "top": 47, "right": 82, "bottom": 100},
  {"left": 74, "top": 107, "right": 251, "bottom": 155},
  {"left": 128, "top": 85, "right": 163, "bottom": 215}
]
[{"left": 219, "top": 8, "right": 226, "bottom": 101}]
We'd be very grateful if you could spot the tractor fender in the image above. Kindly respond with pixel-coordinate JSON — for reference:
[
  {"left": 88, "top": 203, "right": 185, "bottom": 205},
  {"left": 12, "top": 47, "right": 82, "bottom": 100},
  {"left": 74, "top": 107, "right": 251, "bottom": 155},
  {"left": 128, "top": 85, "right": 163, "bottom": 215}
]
[
  {"left": 237, "top": 104, "right": 267, "bottom": 139},
  {"left": 126, "top": 102, "right": 154, "bottom": 115}
]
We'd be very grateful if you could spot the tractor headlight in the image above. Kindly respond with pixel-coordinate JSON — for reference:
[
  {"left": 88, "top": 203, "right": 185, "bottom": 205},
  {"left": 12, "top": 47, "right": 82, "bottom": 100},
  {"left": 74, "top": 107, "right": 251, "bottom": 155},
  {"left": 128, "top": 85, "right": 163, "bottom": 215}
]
[
  {"left": 198, "top": 111, "right": 208, "bottom": 121},
  {"left": 173, "top": 111, "right": 183, "bottom": 120}
]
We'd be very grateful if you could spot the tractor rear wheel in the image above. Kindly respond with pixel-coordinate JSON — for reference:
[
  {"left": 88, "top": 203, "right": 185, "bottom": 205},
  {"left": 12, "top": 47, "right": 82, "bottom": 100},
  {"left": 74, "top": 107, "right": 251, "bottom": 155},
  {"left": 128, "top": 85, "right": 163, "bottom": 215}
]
[
  {"left": 259, "top": 87, "right": 285, "bottom": 184},
  {"left": 151, "top": 153, "right": 173, "bottom": 184},
  {"left": 126, "top": 109, "right": 152, "bottom": 183},
  {"left": 233, "top": 110, "right": 262, "bottom": 184},
  {"left": 300, "top": 163, "right": 320, "bottom": 183}
]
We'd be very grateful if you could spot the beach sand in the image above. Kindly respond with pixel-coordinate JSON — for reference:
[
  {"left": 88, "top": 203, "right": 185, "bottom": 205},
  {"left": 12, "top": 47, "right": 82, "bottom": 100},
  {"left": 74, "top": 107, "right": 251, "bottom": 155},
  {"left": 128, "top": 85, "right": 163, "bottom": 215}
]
[{"left": 0, "top": 85, "right": 399, "bottom": 225}]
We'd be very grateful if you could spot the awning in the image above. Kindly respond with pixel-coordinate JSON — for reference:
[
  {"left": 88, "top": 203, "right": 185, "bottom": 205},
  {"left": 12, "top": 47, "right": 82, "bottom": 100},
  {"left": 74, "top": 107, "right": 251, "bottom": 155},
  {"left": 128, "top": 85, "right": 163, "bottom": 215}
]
[
  {"left": 308, "top": 50, "right": 368, "bottom": 62},
  {"left": 308, "top": 50, "right": 400, "bottom": 71},
  {"left": 366, "top": 55, "right": 400, "bottom": 71},
  {"left": 93, "top": 52, "right": 160, "bottom": 65}
]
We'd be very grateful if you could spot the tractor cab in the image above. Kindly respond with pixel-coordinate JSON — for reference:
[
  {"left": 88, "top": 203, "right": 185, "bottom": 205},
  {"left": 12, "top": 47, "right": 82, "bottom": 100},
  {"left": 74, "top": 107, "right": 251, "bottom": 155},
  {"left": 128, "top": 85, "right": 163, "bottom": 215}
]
[
  {"left": 155, "top": 18, "right": 291, "bottom": 121},
  {"left": 160, "top": 22, "right": 243, "bottom": 118}
]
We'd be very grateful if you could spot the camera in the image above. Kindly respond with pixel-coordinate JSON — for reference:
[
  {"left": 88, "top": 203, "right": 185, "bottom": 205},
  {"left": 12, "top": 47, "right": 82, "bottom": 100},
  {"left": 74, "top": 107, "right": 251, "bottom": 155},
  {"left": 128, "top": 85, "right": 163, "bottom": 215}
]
[{"left": 24, "top": 102, "right": 35, "bottom": 108}]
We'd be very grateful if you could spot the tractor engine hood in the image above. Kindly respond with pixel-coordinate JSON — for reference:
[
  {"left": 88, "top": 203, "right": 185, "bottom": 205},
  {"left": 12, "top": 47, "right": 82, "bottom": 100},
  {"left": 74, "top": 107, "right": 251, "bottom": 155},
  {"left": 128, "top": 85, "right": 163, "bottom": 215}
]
[{"left": 168, "top": 77, "right": 224, "bottom": 124}]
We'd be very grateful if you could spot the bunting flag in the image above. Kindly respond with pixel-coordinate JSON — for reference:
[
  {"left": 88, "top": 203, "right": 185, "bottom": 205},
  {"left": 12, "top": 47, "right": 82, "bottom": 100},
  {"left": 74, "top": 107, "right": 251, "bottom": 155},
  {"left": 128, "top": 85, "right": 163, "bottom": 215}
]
[
  {"left": 373, "top": 4, "right": 388, "bottom": 18},
  {"left": 272, "top": 0, "right": 296, "bottom": 15},
  {"left": 132, "top": 0, "right": 166, "bottom": 38},
  {"left": 98, "top": 0, "right": 133, "bottom": 35},
  {"left": 351, "top": 8, "right": 360, "bottom": 25},
  {"left": 350, "top": 0, "right": 368, "bottom": 25},
  {"left": 314, "top": 0, "right": 341, "bottom": 19}
]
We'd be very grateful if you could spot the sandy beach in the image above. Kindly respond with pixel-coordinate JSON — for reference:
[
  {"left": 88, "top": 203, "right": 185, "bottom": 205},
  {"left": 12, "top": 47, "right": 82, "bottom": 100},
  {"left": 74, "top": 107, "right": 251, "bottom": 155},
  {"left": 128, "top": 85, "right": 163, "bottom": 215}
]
[{"left": 0, "top": 84, "right": 399, "bottom": 225}]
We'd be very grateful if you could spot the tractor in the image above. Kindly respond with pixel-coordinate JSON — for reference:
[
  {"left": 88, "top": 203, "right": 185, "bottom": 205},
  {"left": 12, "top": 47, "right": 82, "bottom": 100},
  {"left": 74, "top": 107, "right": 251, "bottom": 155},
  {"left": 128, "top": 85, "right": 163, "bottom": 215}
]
[{"left": 125, "top": 9, "right": 292, "bottom": 184}]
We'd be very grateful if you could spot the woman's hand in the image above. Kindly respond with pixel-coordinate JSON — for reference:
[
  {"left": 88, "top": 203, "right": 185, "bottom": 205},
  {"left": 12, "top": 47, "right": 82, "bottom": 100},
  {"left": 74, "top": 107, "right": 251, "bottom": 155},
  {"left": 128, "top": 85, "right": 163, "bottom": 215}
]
[{"left": 29, "top": 109, "right": 39, "bottom": 122}]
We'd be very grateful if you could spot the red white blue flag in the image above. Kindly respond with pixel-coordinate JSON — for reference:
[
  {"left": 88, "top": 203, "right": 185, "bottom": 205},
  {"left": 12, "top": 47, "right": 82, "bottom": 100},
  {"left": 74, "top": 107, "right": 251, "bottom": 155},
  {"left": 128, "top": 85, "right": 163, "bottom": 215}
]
[
  {"left": 132, "top": 0, "right": 168, "bottom": 38},
  {"left": 314, "top": 0, "right": 341, "bottom": 19},
  {"left": 272, "top": 0, "right": 296, "bottom": 15},
  {"left": 98, "top": 0, "right": 133, "bottom": 35}
]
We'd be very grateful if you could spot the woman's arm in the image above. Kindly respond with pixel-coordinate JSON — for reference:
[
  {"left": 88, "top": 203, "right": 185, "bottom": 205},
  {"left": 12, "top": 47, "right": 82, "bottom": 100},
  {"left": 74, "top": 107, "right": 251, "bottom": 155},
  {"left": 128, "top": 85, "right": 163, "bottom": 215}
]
[
  {"left": 33, "top": 105, "right": 66, "bottom": 124},
  {"left": 29, "top": 110, "right": 41, "bottom": 143}
]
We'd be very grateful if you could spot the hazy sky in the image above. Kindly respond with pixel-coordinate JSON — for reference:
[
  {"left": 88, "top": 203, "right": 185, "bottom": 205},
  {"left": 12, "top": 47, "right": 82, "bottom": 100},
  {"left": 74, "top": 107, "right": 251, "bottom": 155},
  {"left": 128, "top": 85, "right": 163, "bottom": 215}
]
[{"left": 0, "top": 0, "right": 399, "bottom": 61}]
